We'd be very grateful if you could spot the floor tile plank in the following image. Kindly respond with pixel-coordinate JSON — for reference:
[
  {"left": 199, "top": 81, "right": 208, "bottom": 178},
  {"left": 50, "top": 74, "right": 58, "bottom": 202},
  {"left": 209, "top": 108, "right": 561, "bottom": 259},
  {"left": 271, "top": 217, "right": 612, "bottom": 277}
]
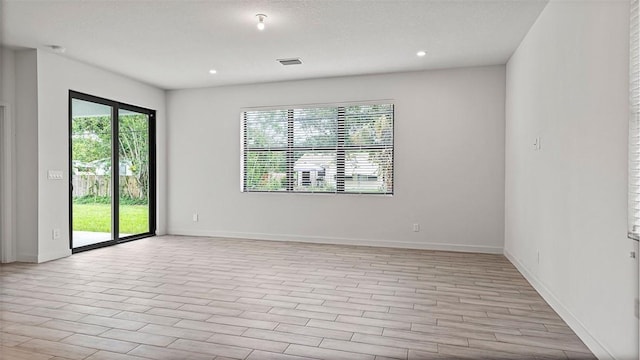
[{"left": 0, "top": 236, "right": 594, "bottom": 360}]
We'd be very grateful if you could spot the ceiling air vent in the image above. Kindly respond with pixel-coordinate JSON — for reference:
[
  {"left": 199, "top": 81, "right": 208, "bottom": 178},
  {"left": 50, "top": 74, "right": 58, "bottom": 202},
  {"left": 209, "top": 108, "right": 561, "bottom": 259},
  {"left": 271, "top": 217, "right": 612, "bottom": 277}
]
[{"left": 277, "top": 58, "right": 303, "bottom": 66}]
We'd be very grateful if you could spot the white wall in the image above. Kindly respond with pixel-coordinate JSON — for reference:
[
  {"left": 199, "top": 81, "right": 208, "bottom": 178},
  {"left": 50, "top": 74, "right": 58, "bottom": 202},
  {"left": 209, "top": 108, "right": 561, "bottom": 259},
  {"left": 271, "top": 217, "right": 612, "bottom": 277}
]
[
  {"left": 1, "top": 47, "right": 15, "bottom": 104},
  {"left": 167, "top": 66, "right": 506, "bottom": 253},
  {"left": 16, "top": 50, "right": 166, "bottom": 262},
  {"left": 1, "top": 47, "right": 17, "bottom": 262},
  {"left": 505, "top": 1, "right": 639, "bottom": 358},
  {"left": 14, "top": 49, "right": 39, "bottom": 262},
  {"left": 33, "top": 50, "right": 167, "bottom": 262}
]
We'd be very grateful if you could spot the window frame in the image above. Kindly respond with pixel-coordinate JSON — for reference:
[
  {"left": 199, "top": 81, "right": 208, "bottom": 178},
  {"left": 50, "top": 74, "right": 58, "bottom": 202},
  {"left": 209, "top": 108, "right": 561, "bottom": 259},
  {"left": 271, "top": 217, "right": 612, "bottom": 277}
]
[{"left": 241, "top": 101, "right": 394, "bottom": 195}]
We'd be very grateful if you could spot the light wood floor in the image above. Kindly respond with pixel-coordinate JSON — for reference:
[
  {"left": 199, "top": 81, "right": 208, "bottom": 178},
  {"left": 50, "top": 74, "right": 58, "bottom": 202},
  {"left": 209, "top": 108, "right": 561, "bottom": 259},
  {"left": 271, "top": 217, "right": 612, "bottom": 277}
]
[{"left": 0, "top": 236, "right": 595, "bottom": 360}]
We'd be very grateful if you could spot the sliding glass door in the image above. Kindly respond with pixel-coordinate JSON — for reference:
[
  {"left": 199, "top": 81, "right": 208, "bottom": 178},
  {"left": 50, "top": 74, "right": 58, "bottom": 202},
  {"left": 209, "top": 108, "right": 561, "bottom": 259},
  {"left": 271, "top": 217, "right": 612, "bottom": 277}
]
[
  {"left": 70, "top": 97, "right": 114, "bottom": 248},
  {"left": 118, "top": 108, "right": 154, "bottom": 240},
  {"left": 70, "top": 91, "right": 155, "bottom": 252}
]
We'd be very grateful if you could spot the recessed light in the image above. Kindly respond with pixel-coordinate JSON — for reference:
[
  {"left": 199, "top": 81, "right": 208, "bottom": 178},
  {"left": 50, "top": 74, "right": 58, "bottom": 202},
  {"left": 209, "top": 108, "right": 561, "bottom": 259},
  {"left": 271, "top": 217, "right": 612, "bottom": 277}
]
[
  {"left": 209, "top": 69, "right": 217, "bottom": 74},
  {"left": 417, "top": 50, "right": 427, "bottom": 57}
]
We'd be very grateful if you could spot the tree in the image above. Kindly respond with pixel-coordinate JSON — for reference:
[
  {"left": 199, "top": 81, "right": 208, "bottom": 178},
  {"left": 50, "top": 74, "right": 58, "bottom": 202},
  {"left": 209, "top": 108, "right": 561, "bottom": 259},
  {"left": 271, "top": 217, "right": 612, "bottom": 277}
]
[
  {"left": 345, "top": 104, "right": 393, "bottom": 192},
  {"left": 72, "top": 116, "right": 111, "bottom": 165},
  {"left": 72, "top": 116, "right": 112, "bottom": 199},
  {"left": 118, "top": 114, "right": 150, "bottom": 200},
  {"left": 245, "top": 152, "right": 286, "bottom": 191},
  {"left": 244, "top": 110, "right": 288, "bottom": 190},
  {"left": 72, "top": 114, "right": 150, "bottom": 202}
]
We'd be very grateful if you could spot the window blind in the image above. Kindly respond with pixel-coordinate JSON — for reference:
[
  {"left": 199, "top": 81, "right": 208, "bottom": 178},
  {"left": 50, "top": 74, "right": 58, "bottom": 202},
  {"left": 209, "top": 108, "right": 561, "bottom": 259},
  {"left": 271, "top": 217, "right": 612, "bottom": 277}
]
[
  {"left": 630, "top": 0, "right": 640, "bottom": 240},
  {"left": 241, "top": 103, "right": 394, "bottom": 194}
]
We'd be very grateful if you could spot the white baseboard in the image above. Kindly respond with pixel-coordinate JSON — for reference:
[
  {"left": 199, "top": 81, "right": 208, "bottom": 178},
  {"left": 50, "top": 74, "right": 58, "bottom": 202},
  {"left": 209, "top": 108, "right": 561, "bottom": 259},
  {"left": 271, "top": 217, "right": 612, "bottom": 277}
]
[
  {"left": 504, "top": 249, "right": 613, "bottom": 359},
  {"left": 38, "top": 248, "right": 71, "bottom": 263},
  {"left": 167, "top": 229, "right": 503, "bottom": 254}
]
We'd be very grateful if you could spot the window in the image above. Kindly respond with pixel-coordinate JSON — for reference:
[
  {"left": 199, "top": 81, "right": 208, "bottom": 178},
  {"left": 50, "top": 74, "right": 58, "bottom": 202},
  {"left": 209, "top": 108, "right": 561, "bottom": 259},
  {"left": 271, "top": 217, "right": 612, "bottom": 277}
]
[
  {"left": 241, "top": 103, "right": 394, "bottom": 194},
  {"left": 630, "top": 0, "right": 640, "bottom": 240}
]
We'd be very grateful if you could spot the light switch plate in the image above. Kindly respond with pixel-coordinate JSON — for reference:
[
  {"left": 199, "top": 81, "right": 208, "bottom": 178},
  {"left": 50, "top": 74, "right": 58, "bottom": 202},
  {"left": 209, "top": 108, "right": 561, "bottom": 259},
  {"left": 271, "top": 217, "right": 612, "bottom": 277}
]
[{"left": 48, "top": 170, "right": 63, "bottom": 180}]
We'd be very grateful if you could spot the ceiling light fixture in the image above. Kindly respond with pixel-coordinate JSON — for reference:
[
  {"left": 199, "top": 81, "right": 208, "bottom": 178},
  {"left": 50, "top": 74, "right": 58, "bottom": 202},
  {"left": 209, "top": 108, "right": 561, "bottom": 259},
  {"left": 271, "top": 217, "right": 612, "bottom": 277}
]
[
  {"left": 209, "top": 69, "right": 217, "bottom": 74},
  {"left": 417, "top": 50, "right": 427, "bottom": 57},
  {"left": 256, "top": 14, "right": 267, "bottom": 31}
]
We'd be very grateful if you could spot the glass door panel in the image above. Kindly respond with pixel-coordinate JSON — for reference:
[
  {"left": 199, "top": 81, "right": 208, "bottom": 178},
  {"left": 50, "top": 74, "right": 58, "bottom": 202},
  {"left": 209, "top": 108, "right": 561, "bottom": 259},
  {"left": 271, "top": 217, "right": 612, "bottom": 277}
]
[
  {"left": 71, "top": 98, "right": 114, "bottom": 248},
  {"left": 118, "top": 109, "right": 150, "bottom": 238}
]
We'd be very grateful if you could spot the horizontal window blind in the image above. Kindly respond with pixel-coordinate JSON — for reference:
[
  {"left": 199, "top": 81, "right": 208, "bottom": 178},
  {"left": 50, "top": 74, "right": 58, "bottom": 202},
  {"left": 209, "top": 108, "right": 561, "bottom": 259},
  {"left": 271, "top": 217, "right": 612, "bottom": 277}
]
[
  {"left": 242, "top": 103, "right": 394, "bottom": 194},
  {"left": 630, "top": 0, "right": 640, "bottom": 240}
]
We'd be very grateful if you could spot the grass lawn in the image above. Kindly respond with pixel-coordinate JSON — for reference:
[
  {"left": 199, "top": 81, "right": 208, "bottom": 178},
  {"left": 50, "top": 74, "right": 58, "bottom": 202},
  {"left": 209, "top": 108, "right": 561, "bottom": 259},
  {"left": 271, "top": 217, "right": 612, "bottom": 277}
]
[{"left": 73, "top": 203, "right": 149, "bottom": 234}]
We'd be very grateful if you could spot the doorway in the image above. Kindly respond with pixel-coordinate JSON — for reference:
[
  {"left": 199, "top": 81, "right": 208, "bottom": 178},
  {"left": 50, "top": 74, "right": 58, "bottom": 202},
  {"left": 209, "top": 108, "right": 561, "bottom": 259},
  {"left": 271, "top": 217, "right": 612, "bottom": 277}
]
[{"left": 69, "top": 91, "right": 156, "bottom": 252}]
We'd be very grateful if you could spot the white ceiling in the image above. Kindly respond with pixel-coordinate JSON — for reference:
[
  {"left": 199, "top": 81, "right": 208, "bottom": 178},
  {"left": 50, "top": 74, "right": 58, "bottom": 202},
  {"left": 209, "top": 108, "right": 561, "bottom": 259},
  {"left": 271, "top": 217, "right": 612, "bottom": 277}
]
[{"left": 1, "top": 0, "right": 548, "bottom": 90}]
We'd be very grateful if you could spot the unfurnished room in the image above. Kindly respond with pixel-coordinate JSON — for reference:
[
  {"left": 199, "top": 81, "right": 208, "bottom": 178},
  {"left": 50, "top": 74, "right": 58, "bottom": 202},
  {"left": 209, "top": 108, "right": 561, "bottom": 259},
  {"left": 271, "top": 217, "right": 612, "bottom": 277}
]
[{"left": 0, "top": 0, "right": 639, "bottom": 359}]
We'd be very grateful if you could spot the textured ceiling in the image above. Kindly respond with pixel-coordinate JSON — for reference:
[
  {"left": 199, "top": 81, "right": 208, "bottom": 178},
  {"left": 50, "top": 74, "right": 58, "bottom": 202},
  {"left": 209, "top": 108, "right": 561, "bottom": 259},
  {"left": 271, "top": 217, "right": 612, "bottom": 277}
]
[{"left": 1, "top": 0, "right": 548, "bottom": 90}]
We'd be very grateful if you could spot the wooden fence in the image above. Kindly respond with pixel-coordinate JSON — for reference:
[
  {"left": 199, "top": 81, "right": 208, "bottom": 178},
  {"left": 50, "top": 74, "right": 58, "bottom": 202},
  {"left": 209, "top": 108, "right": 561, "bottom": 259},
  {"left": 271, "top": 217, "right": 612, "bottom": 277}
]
[{"left": 72, "top": 175, "right": 143, "bottom": 198}]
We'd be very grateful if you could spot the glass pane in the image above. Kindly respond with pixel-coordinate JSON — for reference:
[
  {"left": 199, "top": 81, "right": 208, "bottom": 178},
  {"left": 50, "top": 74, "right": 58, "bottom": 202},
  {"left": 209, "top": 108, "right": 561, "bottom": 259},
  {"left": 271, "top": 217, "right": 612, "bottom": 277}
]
[
  {"left": 344, "top": 104, "right": 393, "bottom": 147},
  {"left": 293, "top": 151, "right": 336, "bottom": 192},
  {"left": 244, "top": 110, "right": 288, "bottom": 149},
  {"left": 344, "top": 150, "right": 393, "bottom": 193},
  {"left": 71, "top": 98, "right": 113, "bottom": 248},
  {"left": 293, "top": 107, "right": 338, "bottom": 148},
  {"left": 244, "top": 151, "right": 287, "bottom": 191},
  {"left": 118, "top": 109, "right": 150, "bottom": 237}
]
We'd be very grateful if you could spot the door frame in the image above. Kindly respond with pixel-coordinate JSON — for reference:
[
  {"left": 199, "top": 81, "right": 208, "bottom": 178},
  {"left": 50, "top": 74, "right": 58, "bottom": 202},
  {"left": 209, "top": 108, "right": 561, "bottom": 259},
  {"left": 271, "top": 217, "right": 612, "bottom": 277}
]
[{"left": 69, "top": 91, "right": 156, "bottom": 253}]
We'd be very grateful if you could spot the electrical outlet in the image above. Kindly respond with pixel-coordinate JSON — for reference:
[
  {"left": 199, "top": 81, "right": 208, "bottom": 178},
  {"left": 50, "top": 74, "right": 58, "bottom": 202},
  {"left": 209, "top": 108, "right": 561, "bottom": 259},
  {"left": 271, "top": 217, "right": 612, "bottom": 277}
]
[
  {"left": 192, "top": 213, "right": 198, "bottom": 222},
  {"left": 52, "top": 228, "right": 60, "bottom": 240},
  {"left": 412, "top": 223, "right": 420, "bottom": 232}
]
